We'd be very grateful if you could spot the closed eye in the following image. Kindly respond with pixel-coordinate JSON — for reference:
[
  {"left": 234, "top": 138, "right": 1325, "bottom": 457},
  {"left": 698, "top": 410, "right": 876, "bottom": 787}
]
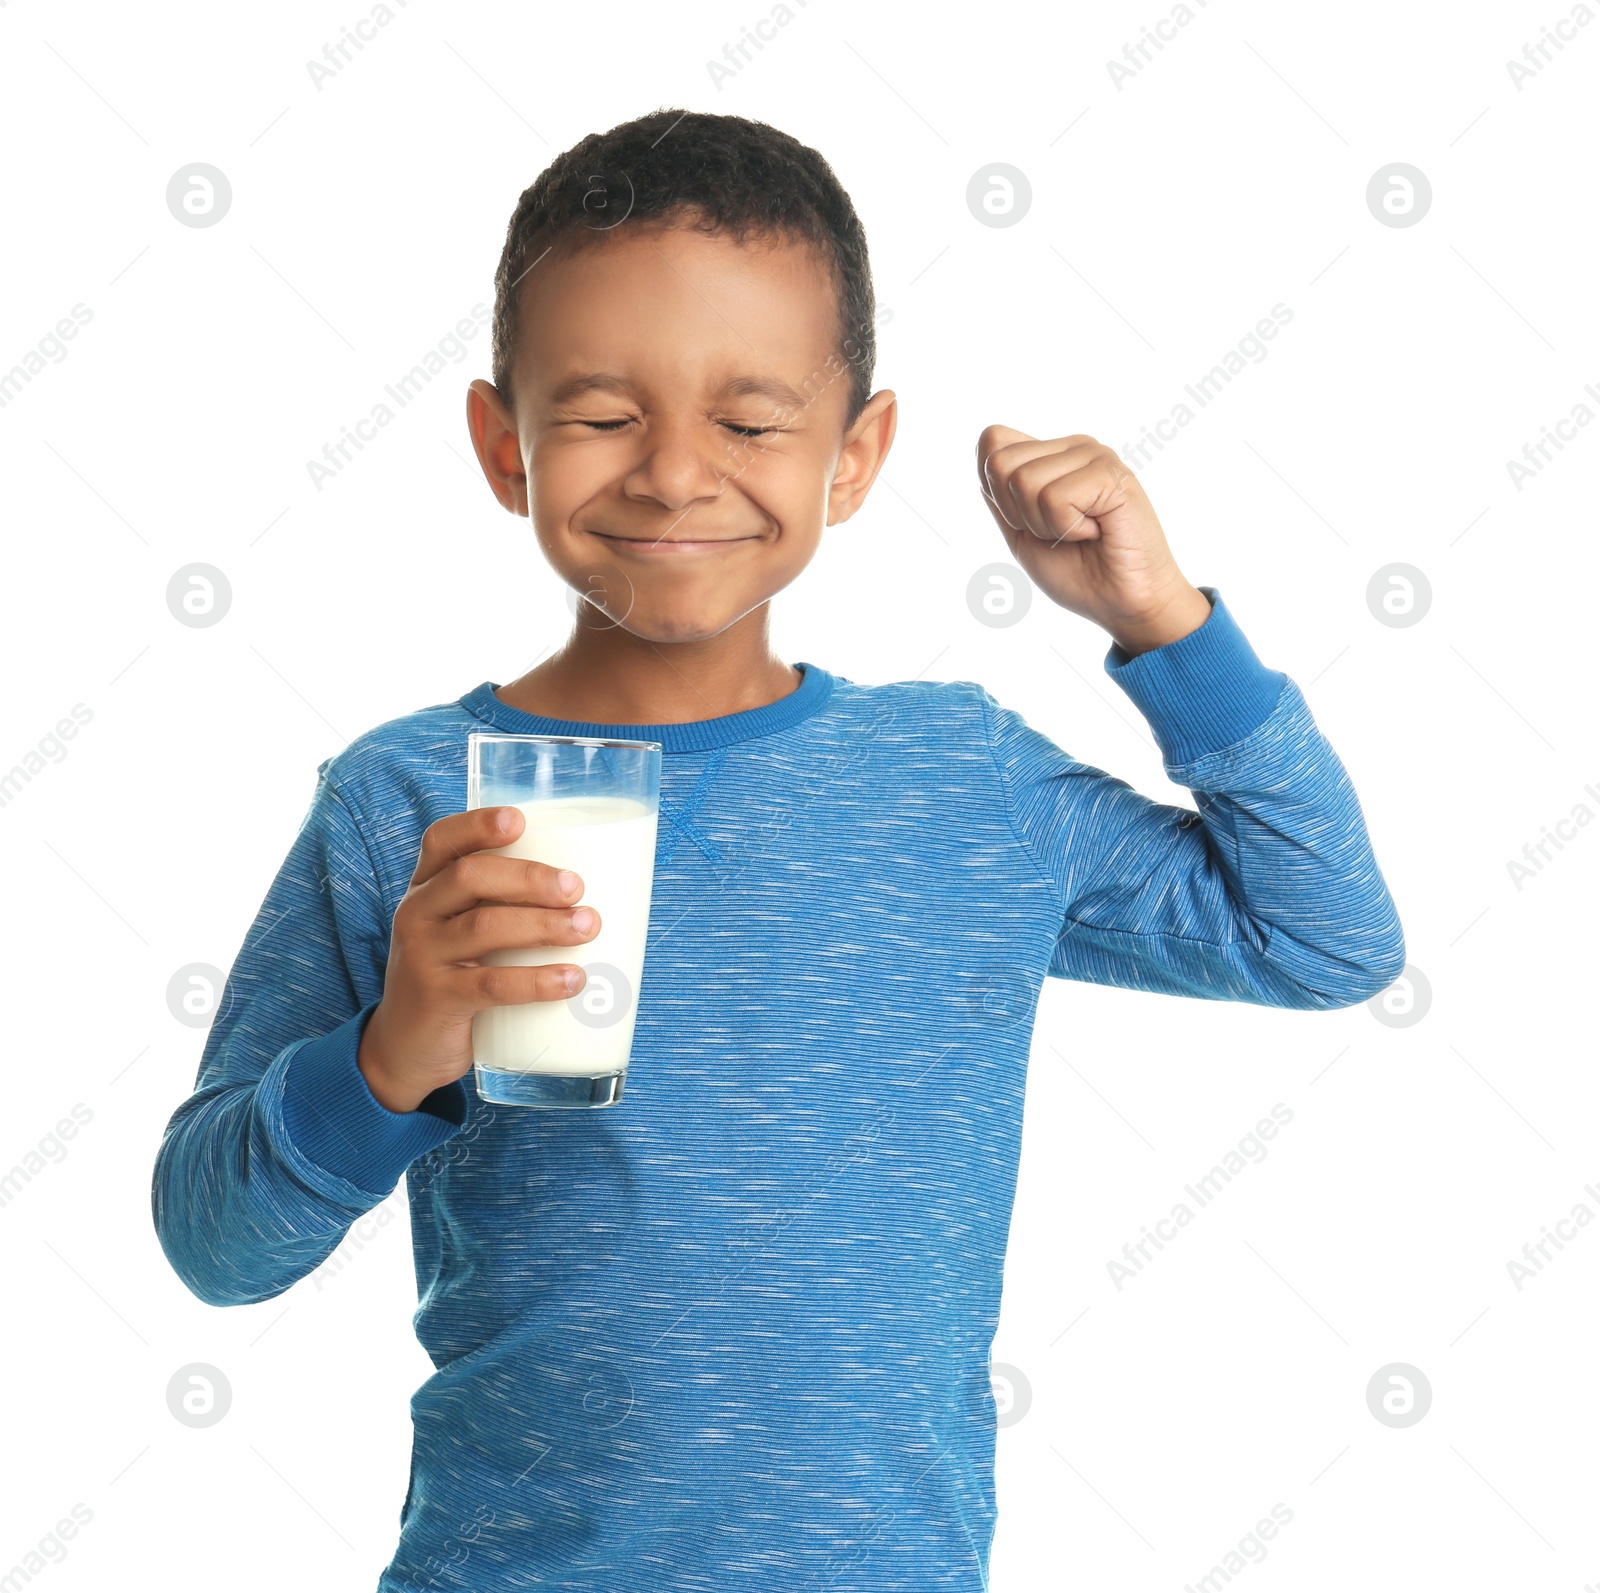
[{"left": 574, "top": 418, "right": 780, "bottom": 438}]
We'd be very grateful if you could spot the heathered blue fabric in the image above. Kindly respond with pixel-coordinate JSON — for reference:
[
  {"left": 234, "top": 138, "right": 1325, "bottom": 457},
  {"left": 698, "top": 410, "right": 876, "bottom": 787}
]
[{"left": 152, "top": 588, "right": 1404, "bottom": 1591}]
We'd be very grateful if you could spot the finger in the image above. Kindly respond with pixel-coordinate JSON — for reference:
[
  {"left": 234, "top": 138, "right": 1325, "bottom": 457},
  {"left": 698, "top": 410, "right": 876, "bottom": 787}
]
[
  {"left": 977, "top": 470, "right": 1025, "bottom": 554},
  {"left": 977, "top": 429, "right": 1100, "bottom": 533},
  {"left": 437, "top": 901, "right": 602, "bottom": 964},
  {"left": 413, "top": 852, "right": 585, "bottom": 922},
  {"left": 977, "top": 427, "right": 1101, "bottom": 495},
  {"left": 443, "top": 961, "right": 589, "bottom": 1013},
  {"left": 975, "top": 422, "right": 1035, "bottom": 475},
  {"left": 972, "top": 428, "right": 1024, "bottom": 546},
  {"left": 1044, "top": 453, "right": 1143, "bottom": 545},
  {"left": 1007, "top": 445, "right": 1120, "bottom": 543},
  {"left": 974, "top": 425, "right": 1037, "bottom": 529},
  {"left": 410, "top": 807, "right": 527, "bottom": 889}
]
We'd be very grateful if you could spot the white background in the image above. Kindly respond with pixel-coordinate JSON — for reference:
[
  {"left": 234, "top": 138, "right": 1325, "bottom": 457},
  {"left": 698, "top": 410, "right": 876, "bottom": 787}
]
[{"left": 2, "top": 0, "right": 1597, "bottom": 1588}]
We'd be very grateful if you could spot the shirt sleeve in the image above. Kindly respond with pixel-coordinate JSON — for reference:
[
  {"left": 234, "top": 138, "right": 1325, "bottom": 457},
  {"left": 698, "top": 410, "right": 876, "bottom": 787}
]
[
  {"left": 980, "top": 586, "right": 1406, "bottom": 1009},
  {"left": 151, "top": 762, "right": 468, "bottom": 1306}
]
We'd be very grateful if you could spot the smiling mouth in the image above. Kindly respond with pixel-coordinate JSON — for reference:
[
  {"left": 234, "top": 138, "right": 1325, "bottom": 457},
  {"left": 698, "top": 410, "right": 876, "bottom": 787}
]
[{"left": 589, "top": 531, "right": 759, "bottom": 554}]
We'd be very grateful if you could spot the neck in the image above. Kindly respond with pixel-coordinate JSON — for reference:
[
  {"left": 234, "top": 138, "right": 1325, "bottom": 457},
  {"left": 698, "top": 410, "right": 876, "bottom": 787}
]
[{"left": 497, "top": 604, "right": 801, "bottom": 726}]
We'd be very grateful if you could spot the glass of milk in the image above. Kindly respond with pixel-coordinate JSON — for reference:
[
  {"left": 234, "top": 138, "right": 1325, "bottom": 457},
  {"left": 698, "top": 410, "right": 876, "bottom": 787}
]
[{"left": 466, "top": 732, "right": 662, "bottom": 1108}]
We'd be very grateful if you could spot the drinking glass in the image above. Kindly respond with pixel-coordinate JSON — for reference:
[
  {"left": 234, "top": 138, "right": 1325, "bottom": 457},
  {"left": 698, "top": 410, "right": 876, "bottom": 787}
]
[{"left": 466, "top": 732, "right": 661, "bottom": 1107}]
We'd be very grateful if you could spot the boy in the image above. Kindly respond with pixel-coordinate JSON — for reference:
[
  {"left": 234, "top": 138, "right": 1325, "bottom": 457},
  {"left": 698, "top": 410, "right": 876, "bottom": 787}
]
[{"left": 154, "top": 109, "right": 1404, "bottom": 1590}]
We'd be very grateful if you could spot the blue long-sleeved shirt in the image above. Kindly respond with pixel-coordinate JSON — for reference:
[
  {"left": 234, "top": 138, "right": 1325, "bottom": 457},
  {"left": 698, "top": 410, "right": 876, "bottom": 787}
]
[{"left": 152, "top": 587, "right": 1404, "bottom": 1591}]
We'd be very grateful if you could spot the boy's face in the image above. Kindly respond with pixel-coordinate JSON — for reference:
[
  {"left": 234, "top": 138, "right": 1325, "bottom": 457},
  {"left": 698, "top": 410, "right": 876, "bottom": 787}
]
[{"left": 468, "top": 219, "right": 896, "bottom": 644}]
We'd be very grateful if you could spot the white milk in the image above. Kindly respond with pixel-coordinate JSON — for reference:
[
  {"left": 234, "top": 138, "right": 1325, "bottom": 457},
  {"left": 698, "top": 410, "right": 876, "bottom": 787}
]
[{"left": 471, "top": 796, "right": 659, "bottom": 1076}]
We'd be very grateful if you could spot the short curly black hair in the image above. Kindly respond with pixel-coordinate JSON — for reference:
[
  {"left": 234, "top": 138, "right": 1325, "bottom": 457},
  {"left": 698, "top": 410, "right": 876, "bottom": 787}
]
[{"left": 490, "top": 108, "right": 878, "bottom": 429}]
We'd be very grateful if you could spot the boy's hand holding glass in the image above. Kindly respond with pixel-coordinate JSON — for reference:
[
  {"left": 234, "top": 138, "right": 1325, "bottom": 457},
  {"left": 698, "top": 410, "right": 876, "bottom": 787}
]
[{"left": 356, "top": 806, "right": 600, "bottom": 1115}]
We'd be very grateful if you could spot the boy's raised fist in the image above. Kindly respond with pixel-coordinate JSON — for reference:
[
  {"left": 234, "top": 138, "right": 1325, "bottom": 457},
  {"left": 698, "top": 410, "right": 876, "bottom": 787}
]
[{"left": 975, "top": 425, "right": 1211, "bottom": 654}]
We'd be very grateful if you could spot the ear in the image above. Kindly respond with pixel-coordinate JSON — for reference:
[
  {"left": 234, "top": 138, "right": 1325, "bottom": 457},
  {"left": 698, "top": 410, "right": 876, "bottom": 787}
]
[
  {"left": 467, "top": 378, "right": 528, "bottom": 516},
  {"left": 827, "top": 388, "right": 898, "bottom": 527}
]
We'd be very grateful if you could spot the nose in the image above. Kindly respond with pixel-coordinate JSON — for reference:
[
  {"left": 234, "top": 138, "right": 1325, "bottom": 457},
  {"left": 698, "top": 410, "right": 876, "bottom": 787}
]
[{"left": 620, "top": 413, "right": 733, "bottom": 513}]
